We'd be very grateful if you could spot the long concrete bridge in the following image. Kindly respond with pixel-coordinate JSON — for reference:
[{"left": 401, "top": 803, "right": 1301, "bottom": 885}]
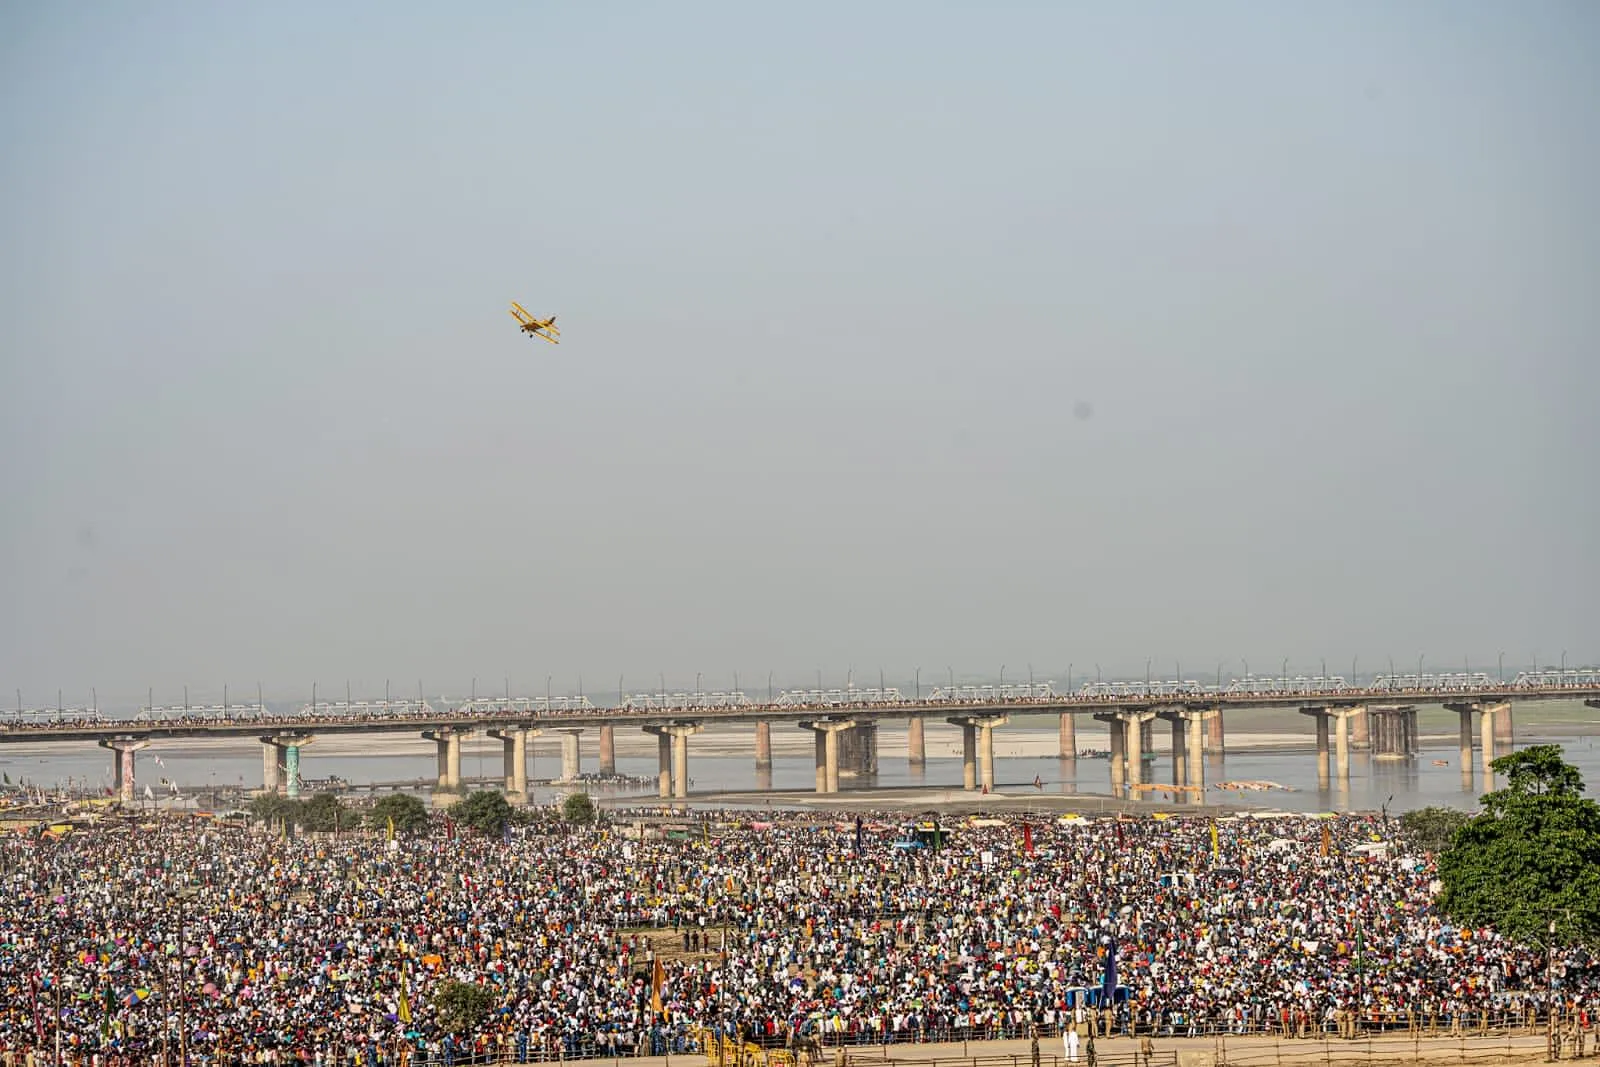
[{"left": 4, "top": 670, "right": 1597, "bottom": 807}]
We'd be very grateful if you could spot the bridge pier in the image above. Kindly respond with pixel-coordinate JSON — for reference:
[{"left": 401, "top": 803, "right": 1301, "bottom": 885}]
[
  {"left": 1169, "top": 716, "right": 1188, "bottom": 788},
  {"left": 800, "top": 719, "right": 856, "bottom": 794},
  {"left": 488, "top": 726, "right": 539, "bottom": 803},
  {"left": 643, "top": 723, "right": 702, "bottom": 797},
  {"left": 261, "top": 742, "right": 280, "bottom": 796},
  {"left": 1369, "top": 706, "right": 1416, "bottom": 761},
  {"left": 946, "top": 714, "right": 1008, "bottom": 791},
  {"left": 655, "top": 730, "right": 671, "bottom": 796},
  {"left": 1206, "top": 706, "right": 1225, "bottom": 755},
  {"left": 598, "top": 725, "right": 616, "bottom": 776},
  {"left": 556, "top": 729, "right": 584, "bottom": 783},
  {"left": 1349, "top": 705, "right": 1370, "bottom": 750},
  {"left": 907, "top": 717, "right": 926, "bottom": 765},
  {"left": 99, "top": 737, "right": 149, "bottom": 807},
  {"left": 1186, "top": 711, "right": 1210, "bottom": 799},
  {"left": 422, "top": 727, "right": 472, "bottom": 806},
  {"left": 838, "top": 723, "right": 878, "bottom": 778},
  {"left": 1493, "top": 702, "right": 1514, "bottom": 748},
  {"left": 1105, "top": 716, "right": 1126, "bottom": 794},
  {"left": 1445, "top": 701, "right": 1510, "bottom": 789},
  {"left": 754, "top": 721, "right": 772, "bottom": 769},
  {"left": 1096, "top": 710, "right": 1155, "bottom": 795},
  {"left": 259, "top": 735, "right": 316, "bottom": 799},
  {"left": 1298, "top": 706, "right": 1360, "bottom": 791},
  {"left": 1058, "top": 712, "right": 1077, "bottom": 761},
  {"left": 1299, "top": 707, "right": 1331, "bottom": 789}
]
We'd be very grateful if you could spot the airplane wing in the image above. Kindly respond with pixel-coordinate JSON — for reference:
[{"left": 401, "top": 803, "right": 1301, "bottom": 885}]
[{"left": 509, "top": 301, "right": 533, "bottom": 324}]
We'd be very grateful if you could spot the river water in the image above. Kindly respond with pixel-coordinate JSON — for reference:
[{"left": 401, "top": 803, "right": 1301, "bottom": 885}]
[{"left": 2, "top": 702, "right": 1596, "bottom": 814}]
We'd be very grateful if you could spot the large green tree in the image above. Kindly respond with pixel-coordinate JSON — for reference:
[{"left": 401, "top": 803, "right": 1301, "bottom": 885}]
[
  {"left": 1435, "top": 745, "right": 1600, "bottom": 947},
  {"left": 369, "top": 793, "right": 429, "bottom": 834},
  {"left": 298, "top": 792, "right": 349, "bottom": 833},
  {"left": 457, "top": 790, "right": 513, "bottom": 837},
  {"left": 432, "top": 979, "right": 496, "bottom": 1035},
  {"left": 562, "top": 791, "right": 596, "bottom": 824}
]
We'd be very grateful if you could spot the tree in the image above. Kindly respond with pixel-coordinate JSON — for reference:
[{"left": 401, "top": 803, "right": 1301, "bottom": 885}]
[
  {"left": 1399, "top": 806, "right": 1470, "bottom": 854},
  {"left": 298, "top": 792, "right": 348, "bottom": 833},
  {"left": 562, "top": 791, "right": 597, "bottom": 824},
  {"left": 369, "top": 793, "right": 429, "bottom": 834},
  {"left": 248, "top": 793, "right": 298, "bottom": 827},
  {"left": 457, "top": 790, "right": 512, "bottom": 837},
  {"left": 1436, "top": 745, "right": 1600, "bottom": 948},
  {"left": 432, "top": 979, "right": 495, "bottom": 1035}
]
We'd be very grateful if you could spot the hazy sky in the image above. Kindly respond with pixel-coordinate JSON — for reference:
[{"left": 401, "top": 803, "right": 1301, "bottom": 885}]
[{"left": 2, "top": 3, "right": 1596, "bottom": 709}]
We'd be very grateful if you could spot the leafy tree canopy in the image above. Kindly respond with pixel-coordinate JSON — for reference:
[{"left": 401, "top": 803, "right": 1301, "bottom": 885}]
[
  {"left": 298, "top": 792, "right": 348, "bottom": 833},
  {"left": 248, "top": 793, "right": 297, "bottom": 824},
  {"left": 1435, "top": 745, "right": 1600, "bottom": 948},
  {"left": 562, "top": 791, "right": 597, "bottom": 824},
  {"left": 457, "top": 790, "right": 512, "bottom": 837},
  {"left": 1399, "top": 806, "right": 1470, "bottom": 854},
  {"left": 432, "top": 979, "right": 496, "bottom": 1035},
  {"left": 369, "top": 792, "right": 429, "bottom": 833}
]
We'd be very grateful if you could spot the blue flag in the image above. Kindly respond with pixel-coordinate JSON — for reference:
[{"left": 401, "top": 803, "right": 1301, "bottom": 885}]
[{"left": 1101, "top": 938, "right": 1118, "bottom": 1005}]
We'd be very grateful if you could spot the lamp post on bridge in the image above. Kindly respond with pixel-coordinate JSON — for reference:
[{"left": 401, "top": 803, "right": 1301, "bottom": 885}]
[
  {"left": 1417, "top": 655, "right": 1424, "bottom": 686},
  {"left": 1240, "top": 659, "right": 1249, "bottom": 680},
  {"left": 1281, "top": 658, "right": 1288, "bottom": 687},
  {"left": 768, "top": 671, "right": 774, "bottom": 703},
  {"left": 547, "top": 676, "right": 552, "bottom": 709},
  {"left": 914, "top": 667, "right": 920, "bottom": 700},
  {"left": 999, "top": 665, "right": 1006, "bottom": 689},
  {"left": 1562, "top": 650, "right": 1568, "bottom": 673},
  {"left": 1388, "top": 657, "right": 1396, "bottom": 687},
  {"left": 947, "top": 666, "right": 953, "bottom": 691},
  {"left": 312, "top": 682, "right": 317, "bottom": 717},
  {"left": 1499, "top": 651, "right": 1505, "bottom": 684},
  {"left": 1145, "top": 659, "right": 1151, "bottom": 693}
]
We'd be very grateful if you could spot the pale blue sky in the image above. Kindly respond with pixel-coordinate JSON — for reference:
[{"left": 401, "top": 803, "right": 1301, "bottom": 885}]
[{"left": 2, "top": 2, "right": 1596, "bottom": 708}]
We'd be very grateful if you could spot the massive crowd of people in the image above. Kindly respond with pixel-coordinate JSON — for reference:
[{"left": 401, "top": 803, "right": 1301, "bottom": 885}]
[{"left": 0, "top": 807, "right": 1594, "bottom": 1066}]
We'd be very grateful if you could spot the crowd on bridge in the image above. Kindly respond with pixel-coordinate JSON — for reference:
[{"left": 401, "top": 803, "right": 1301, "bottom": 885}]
[
  {"left": 5, "top": 668, "right": 1595, "bottom": 737},
  {"left": 0, "top": 807, "right": 1595, "bottom": 1066}
]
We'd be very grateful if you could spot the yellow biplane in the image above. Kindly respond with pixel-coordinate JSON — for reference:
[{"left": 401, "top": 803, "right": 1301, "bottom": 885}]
[{"left": 508, "top": 301, "right": 560, "bottom": 344}]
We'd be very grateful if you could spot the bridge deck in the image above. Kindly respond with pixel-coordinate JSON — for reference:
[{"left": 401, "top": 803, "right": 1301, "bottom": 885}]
[{"left": 2, "top": 686, "right": 1596, "bottom": 744}]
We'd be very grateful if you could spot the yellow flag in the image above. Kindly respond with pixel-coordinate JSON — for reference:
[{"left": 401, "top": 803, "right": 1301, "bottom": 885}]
[
  {"left": 387, "top": 816, "right": 395, "bottom": 842},
  {"left": 398, "top": 964, "right": 412, "bottom": 1024},
  {"left": 1209, "top": 821, "right": 1220, "bottom": 859}
]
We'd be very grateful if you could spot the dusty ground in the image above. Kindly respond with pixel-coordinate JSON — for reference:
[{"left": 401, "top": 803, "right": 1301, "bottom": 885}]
[{"left": 554, "top": 1031, "right": 1566, "bottom": 1067}]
